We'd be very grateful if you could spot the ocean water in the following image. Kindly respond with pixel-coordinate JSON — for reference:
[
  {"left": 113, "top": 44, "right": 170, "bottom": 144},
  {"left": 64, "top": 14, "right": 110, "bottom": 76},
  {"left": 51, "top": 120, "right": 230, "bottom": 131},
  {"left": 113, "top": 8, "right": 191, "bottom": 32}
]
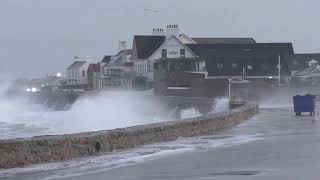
[{"left": 0, "top": 83, "right": 230, "bottom": 140}]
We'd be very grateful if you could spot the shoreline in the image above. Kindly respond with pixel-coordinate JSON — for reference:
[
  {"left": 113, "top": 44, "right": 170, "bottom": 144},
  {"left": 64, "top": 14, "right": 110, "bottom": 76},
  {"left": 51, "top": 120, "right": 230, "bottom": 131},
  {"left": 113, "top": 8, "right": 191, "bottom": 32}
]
[{"left": 0, "top": 104, "right": 258, "bottom": 169}]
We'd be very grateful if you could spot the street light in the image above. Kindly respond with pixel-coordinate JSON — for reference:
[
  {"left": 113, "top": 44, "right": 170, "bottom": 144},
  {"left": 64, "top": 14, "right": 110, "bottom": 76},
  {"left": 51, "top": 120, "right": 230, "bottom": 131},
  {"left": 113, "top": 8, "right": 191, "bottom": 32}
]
[
  {"left": 56, "top": 73, "right": 62, "bottom": 77},
  {"left": 31, "top": 87, "right": 37, "bottom": 92},
  {"left": 228, "top": 77, "right": 232, "bottom": 100},
  {"left": 26, "top": 88, "right": 31, "bottom": 92}
]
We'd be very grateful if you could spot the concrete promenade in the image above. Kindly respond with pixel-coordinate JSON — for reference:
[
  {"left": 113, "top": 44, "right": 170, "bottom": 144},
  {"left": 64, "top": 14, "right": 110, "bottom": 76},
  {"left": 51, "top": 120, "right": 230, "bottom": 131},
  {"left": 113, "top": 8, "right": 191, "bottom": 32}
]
[{"left": 58, "top": 107, "right": 320, "bottom": 180}]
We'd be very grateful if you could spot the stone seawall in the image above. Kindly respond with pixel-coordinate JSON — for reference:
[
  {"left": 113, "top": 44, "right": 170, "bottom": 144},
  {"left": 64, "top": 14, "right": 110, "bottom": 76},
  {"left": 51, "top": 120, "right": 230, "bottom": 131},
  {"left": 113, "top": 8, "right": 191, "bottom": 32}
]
[{"left": 0, "top": 104, "right": 258, "bottom": 169}]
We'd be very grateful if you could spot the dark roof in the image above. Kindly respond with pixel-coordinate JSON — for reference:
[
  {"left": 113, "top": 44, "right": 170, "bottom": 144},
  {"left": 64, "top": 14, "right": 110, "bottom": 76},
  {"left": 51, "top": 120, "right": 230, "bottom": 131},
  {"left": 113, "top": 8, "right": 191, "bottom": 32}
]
[
  {"left": 199, "top": 43, "right": 294, "bottom": 77},
  {"left": 67, "top": 61, "right": 86, "bottom": 70},
  {"left": 124, "top": 61, "right": 134, "bottom": 67},
  {"left": 87, "top": 63, "right": 100, "bottom": 73},
  {"left": 116, "top": 49, "right": 132, "bottom": 56},
  {"left": 191, "top": 38, "right": 256, "bottom": 44},
  {"left": 155, "top": 57, "right": 204, "bottom": 63},
  {"left": 293, "top": 63, "right": 320, "bottom": 76},
  {"left": 285, "top": 53, "right": 320, "bottom": 71},
  {"left": 187, "top": 43, "right": 294, "bottom": 56},
  {"left": 101, "top": 56, "right": 112, "bottom": 63},
  {"left": 133, "top": 35, "right": 166, "bottom": 59}
]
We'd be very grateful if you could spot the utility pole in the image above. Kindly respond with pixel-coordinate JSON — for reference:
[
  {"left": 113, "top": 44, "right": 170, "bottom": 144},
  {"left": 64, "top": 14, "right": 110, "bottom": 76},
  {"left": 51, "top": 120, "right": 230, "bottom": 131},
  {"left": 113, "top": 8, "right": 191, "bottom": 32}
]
[
  {"left": 242, "top": 67, "right": 245, "bottom": 80},
  {"left": 228, "top": 77, "right": 232, "bottom": 100},
  {"left": 278, "top": 54, "right": 281, "bottom": 87}
]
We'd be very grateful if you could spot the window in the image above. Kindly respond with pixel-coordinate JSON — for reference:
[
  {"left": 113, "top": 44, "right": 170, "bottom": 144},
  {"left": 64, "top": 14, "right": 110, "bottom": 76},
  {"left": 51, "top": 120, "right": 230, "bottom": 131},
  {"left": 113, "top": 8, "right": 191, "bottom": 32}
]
[
  {"left": 180, "top": 49, "right": 186, "bottom": 58},
  {"left": 232, "top": 63, "right": 238, "bottom": 69},
  {"left": 247, "top": 65, "right": 253, "bottom": 70},
  {"left": 217, "top": 63, "right": 223, "bottom": 69},
  {"left": 82, "top": 70, "right": 85, "bottom": 77},
  {"left": 261, "top": 64, "right": 268, "bottom": 70},
  {"left": 154, "top": 63, "right": 159, "bottom": 70},
  {"left": 145, "top": 64, "right": 147, "bottom": 75},
  {"left": 162, "top": 49, "right": 167, "bottom": 58}
]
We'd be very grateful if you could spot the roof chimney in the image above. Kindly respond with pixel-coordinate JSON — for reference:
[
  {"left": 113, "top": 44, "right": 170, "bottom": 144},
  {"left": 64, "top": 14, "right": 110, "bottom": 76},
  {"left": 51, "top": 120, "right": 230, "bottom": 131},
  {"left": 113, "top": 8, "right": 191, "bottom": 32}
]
[
  {"left": 152, "top": 28, "right": 165, "bottom": 36},
  {"left": 166, "top": 24, "right": 179, "bottom": 38},
  {"left": 118, "top": 40, "right": 127, "bottom": 51}
]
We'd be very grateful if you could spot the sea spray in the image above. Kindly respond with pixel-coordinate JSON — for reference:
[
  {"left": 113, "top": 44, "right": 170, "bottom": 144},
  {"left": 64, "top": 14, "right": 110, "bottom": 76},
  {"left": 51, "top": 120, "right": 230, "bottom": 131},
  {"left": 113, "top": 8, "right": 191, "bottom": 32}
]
[{"left": 213, "top": 97, "right": 230, "bottom": 113}]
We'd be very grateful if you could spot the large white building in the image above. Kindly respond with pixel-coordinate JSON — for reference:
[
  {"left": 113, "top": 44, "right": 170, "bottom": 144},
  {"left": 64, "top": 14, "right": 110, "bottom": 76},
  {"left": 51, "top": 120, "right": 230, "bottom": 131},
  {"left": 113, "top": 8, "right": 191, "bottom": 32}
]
[{"left": 131, "top": 24, "right": 207, "bottom": 88}]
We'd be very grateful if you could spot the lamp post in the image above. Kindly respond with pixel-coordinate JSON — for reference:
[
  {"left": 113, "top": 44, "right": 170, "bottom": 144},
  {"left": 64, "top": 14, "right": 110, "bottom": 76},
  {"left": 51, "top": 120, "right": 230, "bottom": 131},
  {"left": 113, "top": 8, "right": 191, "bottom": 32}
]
[
  {"left": 278, "top": 53, "right": 281, "bottom": 87},
  {"left": 228, "top": 77, "right": 232, "bottom": 101}
]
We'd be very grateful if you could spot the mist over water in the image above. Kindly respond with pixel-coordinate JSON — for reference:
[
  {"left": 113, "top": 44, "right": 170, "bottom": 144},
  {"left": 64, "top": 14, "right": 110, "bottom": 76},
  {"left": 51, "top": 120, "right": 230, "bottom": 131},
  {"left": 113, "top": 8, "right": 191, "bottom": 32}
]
[
  {"left": 55, "top": 91, "right": 171, "bottom": 134},
  {"left": 0, "top": 88, "right": 170, "bottom": 139},
  {"left": 0, "top": 80, "right": 231, "bottom": 139},
  {"left": 4, "top": 76, "right": 310, "bottom": 140},
  {"left": 257, "top": 86, "right": 320, "bottom": 109}
]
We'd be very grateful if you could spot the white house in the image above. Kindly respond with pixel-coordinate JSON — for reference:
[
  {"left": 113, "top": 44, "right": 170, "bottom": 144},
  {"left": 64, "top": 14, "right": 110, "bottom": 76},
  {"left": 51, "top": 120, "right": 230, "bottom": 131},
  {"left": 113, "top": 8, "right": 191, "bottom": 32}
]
[
  {"left": 66, "top": 57, "right": 97, "bottom": 86},
  {"left": 134, "top": 59, "right": 148, "bottom": 77},
  {"left": 308, "top": 59, "right": 318, "bottom": 67}
]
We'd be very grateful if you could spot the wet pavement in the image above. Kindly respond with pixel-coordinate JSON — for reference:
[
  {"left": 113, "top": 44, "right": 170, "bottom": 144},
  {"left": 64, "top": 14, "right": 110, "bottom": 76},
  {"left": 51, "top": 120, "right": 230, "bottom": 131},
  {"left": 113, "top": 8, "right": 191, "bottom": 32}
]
[{"left": 1, "top": 106, "right": 320, "bottom": 180}]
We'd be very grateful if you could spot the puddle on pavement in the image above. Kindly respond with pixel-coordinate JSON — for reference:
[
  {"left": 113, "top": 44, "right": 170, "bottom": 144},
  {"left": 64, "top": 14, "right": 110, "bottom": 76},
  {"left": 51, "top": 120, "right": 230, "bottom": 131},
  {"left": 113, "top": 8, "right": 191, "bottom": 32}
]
[{"left": 209, "top": 170, "right": 261, "bottom": 176}]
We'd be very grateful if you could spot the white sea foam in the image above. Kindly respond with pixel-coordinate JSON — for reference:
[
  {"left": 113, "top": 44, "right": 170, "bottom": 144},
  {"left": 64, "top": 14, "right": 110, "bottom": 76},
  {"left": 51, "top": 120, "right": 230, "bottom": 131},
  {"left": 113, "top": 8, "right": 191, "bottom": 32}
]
[
  {"left": 0, "top": 86, "right": 172, "bottom": 138},
  {"left": 213, "top": 97, "right": 230, "bottom": 112},
  {"left": 0, "top": 79, "right": 232, "bottom": 139}
]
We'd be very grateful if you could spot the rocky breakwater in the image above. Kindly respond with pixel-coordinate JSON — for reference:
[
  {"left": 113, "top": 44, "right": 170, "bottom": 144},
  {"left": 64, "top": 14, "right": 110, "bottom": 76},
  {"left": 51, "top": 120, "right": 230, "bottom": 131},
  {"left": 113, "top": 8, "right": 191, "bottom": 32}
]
[{"left": 0, "top": 104, "right": 258, "bottom": 169}]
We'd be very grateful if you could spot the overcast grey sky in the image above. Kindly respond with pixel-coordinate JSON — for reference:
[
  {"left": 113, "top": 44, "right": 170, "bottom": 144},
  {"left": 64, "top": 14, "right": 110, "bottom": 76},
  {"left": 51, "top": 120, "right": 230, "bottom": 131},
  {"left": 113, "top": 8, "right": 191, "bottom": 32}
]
[{"left": 1, "top": 0, "right": 320, "bottom": 77}]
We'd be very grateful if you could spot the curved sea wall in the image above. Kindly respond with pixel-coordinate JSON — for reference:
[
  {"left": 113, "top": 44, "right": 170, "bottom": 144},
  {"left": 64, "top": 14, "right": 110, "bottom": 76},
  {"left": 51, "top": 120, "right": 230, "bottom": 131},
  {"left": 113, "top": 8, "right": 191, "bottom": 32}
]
[{"left": 0, "top": 104, "right": 258, "bottom": 169}]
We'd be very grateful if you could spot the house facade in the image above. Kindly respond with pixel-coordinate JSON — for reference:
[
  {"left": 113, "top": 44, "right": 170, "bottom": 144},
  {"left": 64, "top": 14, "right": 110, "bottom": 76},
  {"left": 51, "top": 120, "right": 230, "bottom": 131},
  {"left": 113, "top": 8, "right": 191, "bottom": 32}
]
[
  {"left": 189, "top": 43, "right": 295, "bottom": 78},
  {"left": 285, "top": 53, "right": 320, "bottom": 75},
  {"left": 101, "top": 49, "right": 133, "bottom": 89},
  {"left": 66, "top": 60, "right": 88, "bottom": 86},
  {"left": 153, "top": 42, "right": 296, "bottom": 98},
  {"left": 65, "top": 57, "right": 99, "bottom": 90},
  {"left": 87, "top": 63, "right": 101, "bottom": 90},
  {"left": 131, "top": 25, "right": 208, "bottom": 89},
  {"left": 131, "top": 24, "right": 259, "bottom": 89}
]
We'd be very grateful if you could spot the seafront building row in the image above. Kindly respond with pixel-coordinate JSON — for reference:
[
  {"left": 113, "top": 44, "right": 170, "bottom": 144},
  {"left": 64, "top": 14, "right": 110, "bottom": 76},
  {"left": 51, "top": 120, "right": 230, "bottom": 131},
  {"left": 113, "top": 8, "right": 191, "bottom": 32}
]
[
  {"left": 63, "top": 25, "right": 320, "bottom": 92},
  {"left": 13, "top": 24, "right": 320, "bottom": 99}
]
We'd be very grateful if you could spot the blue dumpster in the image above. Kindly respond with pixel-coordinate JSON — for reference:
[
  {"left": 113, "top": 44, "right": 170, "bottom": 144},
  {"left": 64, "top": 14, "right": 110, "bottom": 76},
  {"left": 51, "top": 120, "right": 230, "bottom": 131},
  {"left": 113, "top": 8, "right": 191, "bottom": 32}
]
[{"left": 293, "top": 94, "right": 316, "bottom": 116}]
